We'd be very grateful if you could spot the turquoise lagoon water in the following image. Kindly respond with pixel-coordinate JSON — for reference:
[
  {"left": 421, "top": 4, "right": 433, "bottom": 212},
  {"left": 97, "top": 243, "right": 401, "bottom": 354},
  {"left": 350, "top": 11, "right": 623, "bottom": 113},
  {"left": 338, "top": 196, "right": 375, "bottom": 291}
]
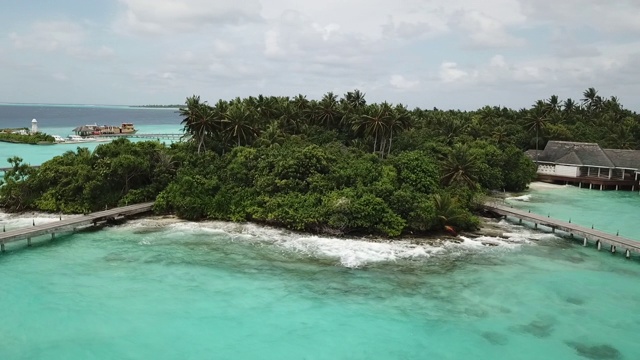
[
  {"left": 1, "top": 105, "right": 639, "bottom": 359},
  {"left": 506, "top": 183, "right": 640, "bottom": 242},
  {"left": 1, "top": 210, "right": 639, "bottom": 359}
]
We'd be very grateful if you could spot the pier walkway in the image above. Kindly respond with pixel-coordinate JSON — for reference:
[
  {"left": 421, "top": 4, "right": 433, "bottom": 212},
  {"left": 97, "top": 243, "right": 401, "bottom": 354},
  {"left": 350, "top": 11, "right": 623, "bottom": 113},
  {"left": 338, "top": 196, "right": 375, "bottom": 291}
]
[
  {"left": 484, "top": 203, "right": 640, "bottom": 259},
  {"left": 0, "top": 165, "right": 40, "bottom": 173},
  {"left": 0, "top": 202, "right": 154, "bottom": 251},
  {"left": 96, "top": 133, "right": 183, "bottom": 140}
]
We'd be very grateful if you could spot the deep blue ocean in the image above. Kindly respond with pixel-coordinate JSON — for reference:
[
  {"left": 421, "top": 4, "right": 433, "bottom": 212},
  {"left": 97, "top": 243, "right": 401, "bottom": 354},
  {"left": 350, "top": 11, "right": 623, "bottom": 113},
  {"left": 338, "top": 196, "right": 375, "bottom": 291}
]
[{"left": 0, "top": 103, "right": 181, "bottom": 129}]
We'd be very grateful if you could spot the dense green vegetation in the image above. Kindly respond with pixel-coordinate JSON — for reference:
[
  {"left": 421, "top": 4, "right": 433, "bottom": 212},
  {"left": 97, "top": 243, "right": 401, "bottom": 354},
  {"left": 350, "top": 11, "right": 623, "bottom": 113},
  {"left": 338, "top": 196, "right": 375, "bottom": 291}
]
[
  {"left": 3, "top": 88, "right": 634, "bottom": 237},
  {"left": 0, "top": 130, "right": 54, "bottom": 144}
]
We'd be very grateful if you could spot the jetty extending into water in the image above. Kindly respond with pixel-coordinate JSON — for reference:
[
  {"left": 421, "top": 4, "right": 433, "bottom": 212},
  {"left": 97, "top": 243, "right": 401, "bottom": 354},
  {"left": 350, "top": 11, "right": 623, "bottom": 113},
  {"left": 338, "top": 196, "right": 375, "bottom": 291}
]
[
  {"left": 0, "top": 202, "right": 154, "bottom": 251},
  {"left": 96, "top": 133, "right": 183, "bottom": 141},
  {"left": 0, "top": 165, "right": 40, "bottom": 173},
  {"left": 485, "top": 203, "right": 640, "bottom": 259}
]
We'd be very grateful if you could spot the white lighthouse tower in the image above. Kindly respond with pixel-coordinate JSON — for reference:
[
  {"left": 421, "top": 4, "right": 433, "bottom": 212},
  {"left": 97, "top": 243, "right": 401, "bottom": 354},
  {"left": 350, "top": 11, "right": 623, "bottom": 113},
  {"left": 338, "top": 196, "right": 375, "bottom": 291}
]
[{"left": 31, "top": 119, "right": 38, "bottom": 134}]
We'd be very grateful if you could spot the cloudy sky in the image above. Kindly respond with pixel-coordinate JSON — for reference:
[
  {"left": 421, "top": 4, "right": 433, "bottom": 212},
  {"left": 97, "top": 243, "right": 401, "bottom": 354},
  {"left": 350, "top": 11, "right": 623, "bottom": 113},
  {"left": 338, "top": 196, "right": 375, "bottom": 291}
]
[{"left": 2, "top": 0, "right": 640, "bottom": 110}]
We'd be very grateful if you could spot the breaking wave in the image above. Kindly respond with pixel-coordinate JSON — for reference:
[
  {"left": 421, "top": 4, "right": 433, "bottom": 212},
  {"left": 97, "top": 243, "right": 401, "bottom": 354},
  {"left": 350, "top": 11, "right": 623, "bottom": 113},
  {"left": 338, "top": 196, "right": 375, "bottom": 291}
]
[
  {"left": 506, "top": 194, "right": 531, "bottom": 202},
  {"left": 115, "top": 217, "right": 556, "bottom": 268},
  {"left": 0, "top": 211, "right": 563, "bottom": 268},
  {"left": 0, "top": 210, "right": 82, "bottom": 231}
]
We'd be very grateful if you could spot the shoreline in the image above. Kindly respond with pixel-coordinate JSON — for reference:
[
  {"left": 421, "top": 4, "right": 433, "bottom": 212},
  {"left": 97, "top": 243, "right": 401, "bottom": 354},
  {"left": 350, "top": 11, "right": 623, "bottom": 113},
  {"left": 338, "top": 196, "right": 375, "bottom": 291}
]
[{"left": 0, "top": 209, "right": 526, "bottom": 249}]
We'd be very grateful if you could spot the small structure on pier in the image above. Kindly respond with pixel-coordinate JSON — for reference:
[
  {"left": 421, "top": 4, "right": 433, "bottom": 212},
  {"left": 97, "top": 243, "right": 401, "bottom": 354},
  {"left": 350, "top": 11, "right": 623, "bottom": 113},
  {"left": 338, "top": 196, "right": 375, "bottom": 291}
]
[{"left": 527, "top": 141, "right": 640, "bottom": 191}]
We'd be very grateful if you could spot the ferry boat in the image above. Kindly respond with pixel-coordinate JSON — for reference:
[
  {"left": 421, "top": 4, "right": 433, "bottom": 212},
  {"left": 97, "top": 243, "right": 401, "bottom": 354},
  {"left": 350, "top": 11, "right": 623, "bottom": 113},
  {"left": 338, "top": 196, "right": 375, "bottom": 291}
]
[{"left": 72, "top": 123, "right": 137, "bottom": 137}]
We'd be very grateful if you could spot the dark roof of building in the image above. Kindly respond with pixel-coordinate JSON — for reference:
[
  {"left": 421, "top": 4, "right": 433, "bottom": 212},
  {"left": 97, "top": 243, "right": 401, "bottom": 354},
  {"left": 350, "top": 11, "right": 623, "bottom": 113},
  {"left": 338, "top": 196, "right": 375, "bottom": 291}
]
[
  {"left": 73, "top": 126, "right": 93, "bottom": 132},
  {"left": 537, "top": 141, "right": 614, "bottom": 167},
  {"left": 603, "top": 149, "right": 640, "bottom": 169},
  {"left": 524, "top": 149, "right": 541, "bottom": 160},
  {"left": 535, "top": 141, "right": 640, "bottom": 170},
  {"left": 555, "top": 151, "right": 583, "bottom": 165}
]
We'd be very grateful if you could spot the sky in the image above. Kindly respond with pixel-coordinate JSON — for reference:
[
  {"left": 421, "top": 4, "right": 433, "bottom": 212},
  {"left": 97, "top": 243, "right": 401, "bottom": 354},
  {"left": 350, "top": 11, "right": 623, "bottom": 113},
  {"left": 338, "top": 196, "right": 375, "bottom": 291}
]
[{"left": 1, "top": 0, "right": 640, "bottom": 110}]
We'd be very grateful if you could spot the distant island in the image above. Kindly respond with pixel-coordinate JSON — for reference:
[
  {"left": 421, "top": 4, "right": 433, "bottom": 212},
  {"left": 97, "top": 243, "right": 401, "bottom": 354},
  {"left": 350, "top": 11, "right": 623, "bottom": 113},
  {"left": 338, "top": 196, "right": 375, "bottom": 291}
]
[
  {"left": 0, "top": 128, "right": 55, "bottom": 145},
  {"left": 131, "top": 104, "right": 182, "bottom": 109}
]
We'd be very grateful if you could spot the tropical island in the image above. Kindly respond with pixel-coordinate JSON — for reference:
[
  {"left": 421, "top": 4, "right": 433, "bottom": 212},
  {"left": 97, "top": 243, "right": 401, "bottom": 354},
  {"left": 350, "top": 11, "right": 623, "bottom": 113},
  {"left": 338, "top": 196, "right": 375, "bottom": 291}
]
[
  {"left": 0, "top": 126, "right": 55, "bottom": 145},
  {"left": 0, "top": 88, "right": 636, "bottom": 237}
]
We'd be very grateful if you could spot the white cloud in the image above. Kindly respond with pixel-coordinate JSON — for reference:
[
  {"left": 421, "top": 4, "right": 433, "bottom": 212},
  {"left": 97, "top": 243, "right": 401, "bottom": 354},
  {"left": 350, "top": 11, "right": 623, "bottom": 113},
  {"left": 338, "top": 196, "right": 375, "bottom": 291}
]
[
  {"left": 389, "top": 75, "right": 419, "bottom": 90},
  {"left": 9, "top": 21, "right": 115, "bottom": 60},
  {"left": 115, "top": 0, "right": 262, "bottom": 35},
  {"left": 440, "top": 62, "right": 469, "bottom": 83},
  {"left": 51, "top": 72, "right": 68, "bottom": 81},
  {"left": 454, "top": 10, "right": 525, "bottom": 48},
  {"left": 520, "top": 0, "right": 640, "bottom": 33},
  {"left": 3, "top": 0, "right": 640, "bottom": 110},
  {"left": 9, "top": 21, "right": 85, "bottom": 51}
]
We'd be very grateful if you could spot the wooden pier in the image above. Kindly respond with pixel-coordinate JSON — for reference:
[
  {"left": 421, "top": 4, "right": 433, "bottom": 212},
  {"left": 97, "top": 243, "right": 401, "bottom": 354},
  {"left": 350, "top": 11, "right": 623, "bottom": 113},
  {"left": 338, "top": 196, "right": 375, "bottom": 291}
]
[
  {"left": 96, "top": 133, "right": 184, "bottom": 140},
  {"left": 0, "top": 165, "right": 40, "bottom": 173},
  {"left": 485, "top": 203, "right": 640, "bottom": 259},
  {"left": 0, "top": 202, "right": 155, "bottom": 251}
]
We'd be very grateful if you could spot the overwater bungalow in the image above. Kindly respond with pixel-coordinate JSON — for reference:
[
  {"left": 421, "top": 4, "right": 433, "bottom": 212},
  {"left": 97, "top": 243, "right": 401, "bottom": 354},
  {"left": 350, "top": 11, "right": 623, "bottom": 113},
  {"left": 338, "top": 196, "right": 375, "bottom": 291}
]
[
  {"left": 73, "top": 123, "right": 137, "bottom": 136},
  {"left": 527, "top": 141, "right": 640, "bottom": 191}
]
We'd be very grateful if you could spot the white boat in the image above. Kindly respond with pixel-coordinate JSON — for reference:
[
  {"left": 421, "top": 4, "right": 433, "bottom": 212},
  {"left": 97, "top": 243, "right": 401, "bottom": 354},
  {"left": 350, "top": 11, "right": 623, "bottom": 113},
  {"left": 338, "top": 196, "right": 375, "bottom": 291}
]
[
  {"left": 67, "top": 135, "right": 90, "bottom": 142},
  {"left": 52, "top": 135, "right": 66, "bottom": 143},
  {"left": 66, "top": 135, "right": 111, "bottom": 143}
]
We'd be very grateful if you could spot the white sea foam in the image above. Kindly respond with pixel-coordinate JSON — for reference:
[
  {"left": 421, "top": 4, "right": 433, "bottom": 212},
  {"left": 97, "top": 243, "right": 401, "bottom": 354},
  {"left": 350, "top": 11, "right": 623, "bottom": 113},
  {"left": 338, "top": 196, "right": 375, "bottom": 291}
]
[
  {"left": 1, "top": 210, "right": 562, "bottom": 268},
  {"left": 114, "top": 217, "right": 556, "bottom": 268},
  {"left": 505, "top": 194, "right": 531, "bottom": 202},
  {"left": 527, "top": 181, "right": 569, "bottom": 190},
  {"left": 0, "top": 211, "right": 82, "bottom": 231}
]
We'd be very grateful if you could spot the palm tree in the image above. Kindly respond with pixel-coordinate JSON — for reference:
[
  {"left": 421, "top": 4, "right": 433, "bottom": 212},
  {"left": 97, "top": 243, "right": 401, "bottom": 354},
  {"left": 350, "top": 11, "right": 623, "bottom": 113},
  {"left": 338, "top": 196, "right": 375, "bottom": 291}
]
[
  {"left": 432, "top": 193, "right": 463, "bottom": 230},
  {"left": 314, "top": 92, "right": 341, "bottom": 128},
  {"left": 441, "top": 144, "right": 481, "bottom": 188},
  {"left": 180, "top": 95, "right": 216, "bottom": 154},
  {"left": 352, "top": 103, "right": 392, "bottom": 157},
  {"left": 546, "top": 95, "right": 560, "bottom": 112},
  {"left": 342, "top": 89, "right": 366, "bottom": 110},
  {"left": 384, "top": 104, "right": 412, "bottom": 155},
  {"left": 525, "top": 101, "right": 549, "bottom": 162},
  {"left": 223, "top": 103, "right": 258, "bottom": 147},
  {"left": 491, "top": 126, "right": 508, "bottom": 143},
  {"left": 582, "top": 87, "right": 603, "bottom": 112}
]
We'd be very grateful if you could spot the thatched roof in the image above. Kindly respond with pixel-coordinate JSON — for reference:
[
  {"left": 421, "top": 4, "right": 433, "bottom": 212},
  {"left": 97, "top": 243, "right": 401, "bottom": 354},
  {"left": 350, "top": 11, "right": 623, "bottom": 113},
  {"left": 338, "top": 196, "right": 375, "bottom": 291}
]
[
  {"left": 604, "top": 149, "right": 640, "bottom": 170},
  {"left": 536, "top": 141, "right": 614, "bottom": 168},
  {"left": 73, "top": 126, "right": 93, "bottom": 132},
  {"left": 524, "top": 149, "right": 541, "bottom": 160},
  {"left": 536, "top": 141, "right": 640, "bottom": 170}
]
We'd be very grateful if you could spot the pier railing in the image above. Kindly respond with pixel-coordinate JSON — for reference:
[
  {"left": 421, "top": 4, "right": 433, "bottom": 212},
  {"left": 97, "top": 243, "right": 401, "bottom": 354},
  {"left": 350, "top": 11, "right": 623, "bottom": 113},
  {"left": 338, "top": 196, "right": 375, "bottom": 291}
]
[
  {"left": 484, "top": 202, "right": 639, "bottom": 259},
  {"left": 0, "top": 202, "right": 154, "bottom": 251}
]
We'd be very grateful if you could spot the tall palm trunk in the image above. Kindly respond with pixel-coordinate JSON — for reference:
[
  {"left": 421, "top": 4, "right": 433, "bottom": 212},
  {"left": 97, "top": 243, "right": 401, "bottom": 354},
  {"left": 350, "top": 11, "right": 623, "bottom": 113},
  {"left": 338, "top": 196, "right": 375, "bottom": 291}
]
[{"left": 535, "top": 126, "right": 539, "bottom": 163}]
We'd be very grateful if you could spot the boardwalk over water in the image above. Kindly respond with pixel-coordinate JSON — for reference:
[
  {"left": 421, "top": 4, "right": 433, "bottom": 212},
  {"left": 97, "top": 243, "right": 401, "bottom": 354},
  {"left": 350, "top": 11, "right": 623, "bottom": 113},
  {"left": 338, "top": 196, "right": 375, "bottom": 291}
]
[
  {"left": 0, "top": 165, "right": 40, "bottom": 173},
  {"left": 96, "top": 133, "right": 183, "bottom": 140},
  {"left": 0, "top": 202, "right": 154, "bottom": 251},
  {"left": 485, "top": 203, "right": 640, "bottom": 258}
]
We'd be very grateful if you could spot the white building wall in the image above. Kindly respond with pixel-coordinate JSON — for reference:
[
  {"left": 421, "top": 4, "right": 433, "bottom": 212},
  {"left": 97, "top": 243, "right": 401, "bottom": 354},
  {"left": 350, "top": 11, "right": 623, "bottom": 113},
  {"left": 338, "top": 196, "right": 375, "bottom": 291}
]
[
  {"left": 555, "top": 165, "right": 579, "bottom": 178},
  {"left": 537, "top": 164, "right": 556, "bottom": 175}
]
